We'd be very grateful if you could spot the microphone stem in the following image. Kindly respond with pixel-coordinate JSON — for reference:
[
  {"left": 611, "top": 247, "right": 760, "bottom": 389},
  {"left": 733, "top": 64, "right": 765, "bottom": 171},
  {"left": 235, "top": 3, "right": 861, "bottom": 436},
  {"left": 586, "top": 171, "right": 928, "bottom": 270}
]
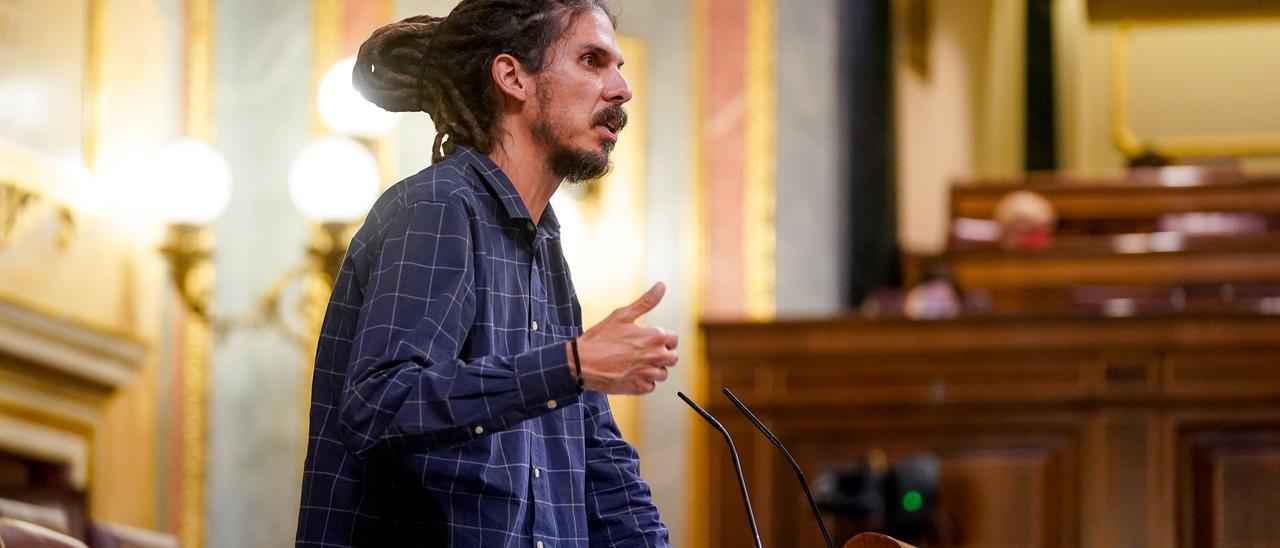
[
  {"left": 678, "top": 392, "right": 764, "bottom": 548},
  {"left": 724, "top": 388, "right": 836, "bottom": 548}
]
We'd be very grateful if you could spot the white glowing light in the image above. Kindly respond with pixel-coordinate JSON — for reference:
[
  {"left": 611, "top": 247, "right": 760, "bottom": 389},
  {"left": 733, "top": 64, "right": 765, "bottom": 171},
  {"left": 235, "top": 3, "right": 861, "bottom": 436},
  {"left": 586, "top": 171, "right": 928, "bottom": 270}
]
[
  {"left": 289, "top": 136, "right": 381, "bottom": 222},
  {"left": 318, "top": 56, "right": 402, "bottom": 138},
  {"left": 143, "top": 138, "right": 233, "bottom": 225}
]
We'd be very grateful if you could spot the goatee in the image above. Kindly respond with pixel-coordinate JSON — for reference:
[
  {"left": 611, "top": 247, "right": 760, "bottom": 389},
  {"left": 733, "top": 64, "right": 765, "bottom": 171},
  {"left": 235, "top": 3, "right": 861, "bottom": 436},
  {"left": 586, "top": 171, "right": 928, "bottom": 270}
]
[
  {"left": 533, "top": 103, "right": 628, "bottom": 184},
  {"left": 548, "top": 145, "right": 613, "bottom": 184}
]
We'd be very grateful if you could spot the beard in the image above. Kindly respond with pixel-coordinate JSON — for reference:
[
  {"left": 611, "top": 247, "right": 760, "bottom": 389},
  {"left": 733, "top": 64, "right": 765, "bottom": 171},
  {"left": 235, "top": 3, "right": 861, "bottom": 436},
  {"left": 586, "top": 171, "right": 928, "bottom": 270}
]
[{"left": 532, "top": 86, "right": 628, "bottom": 184}]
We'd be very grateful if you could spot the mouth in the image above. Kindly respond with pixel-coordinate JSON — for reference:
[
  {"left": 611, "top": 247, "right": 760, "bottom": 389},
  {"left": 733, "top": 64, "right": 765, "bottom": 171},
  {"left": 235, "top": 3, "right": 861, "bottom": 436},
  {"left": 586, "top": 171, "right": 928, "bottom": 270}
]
[
  {"left": 592, "top": 105, "right": 628, "bottom": 145},
  {"left": 596, "top": 124, "right": 619, "bottom": 144}
]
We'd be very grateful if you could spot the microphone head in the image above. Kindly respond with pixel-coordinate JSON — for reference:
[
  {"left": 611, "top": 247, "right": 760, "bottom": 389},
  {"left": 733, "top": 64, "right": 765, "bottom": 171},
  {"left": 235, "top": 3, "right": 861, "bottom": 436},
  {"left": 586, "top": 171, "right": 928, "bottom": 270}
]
[{"left": 814, "top": 460, "right": 887, "bottom": 520}]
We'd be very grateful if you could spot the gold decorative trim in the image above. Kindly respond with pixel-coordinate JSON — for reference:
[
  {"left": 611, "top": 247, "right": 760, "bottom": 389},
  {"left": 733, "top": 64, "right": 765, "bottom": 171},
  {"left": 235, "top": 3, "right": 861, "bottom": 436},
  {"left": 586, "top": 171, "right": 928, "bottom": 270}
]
[
  {"left": 178, "top": 1, "right": 216, "bottom": 545},
  {"left": 685, "top": 0, "right": 710, "bottom": 545},
  {"left": 84, "top": 0, "right": 104, "bottom": 169},
  {"left": 0, "top": 140, "right": 81, "bottom": 250},
  {"left": 0, "top": 182, "right": 38, "bottom": 249},
  {"left": 1110, "top": 25, "right": 1280, "bottom": 158},
  {"left": 186, "top": 0, "right": 215, "bottom": 141},
  {"left": 178, "top": 311, "right": 210, "bottom": 548},
  {"left": 311, "top": 0, "right": 342, "bottom": 138},
  {"left": 744, "top": 0, "right": 776, "bottom": 321}
]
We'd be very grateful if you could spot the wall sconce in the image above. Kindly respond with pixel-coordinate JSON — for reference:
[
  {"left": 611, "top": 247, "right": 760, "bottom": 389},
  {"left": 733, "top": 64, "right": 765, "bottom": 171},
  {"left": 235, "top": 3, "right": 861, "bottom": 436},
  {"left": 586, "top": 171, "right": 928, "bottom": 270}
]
[
  {"left": 149, "top": 138, "right": 232, "bottom": 322},
  {"left": 269, "top": 55, "right": 399, "bottom": 334},
  {"left": 151, "top": 59, "right": 389, "bottom": 342},
  {"left": 288, "top": 135, "right": 380, "bottom": 324},
  {"left": 150, "top": 135, "right": 377, "bottom": 344}
]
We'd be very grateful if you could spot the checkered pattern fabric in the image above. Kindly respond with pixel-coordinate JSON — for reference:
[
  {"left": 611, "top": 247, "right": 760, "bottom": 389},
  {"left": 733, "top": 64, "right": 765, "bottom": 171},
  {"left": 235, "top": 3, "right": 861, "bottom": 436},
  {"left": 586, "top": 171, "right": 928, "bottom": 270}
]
[{"left": 296, "top": 147, "right": 668, "bottom": 547}]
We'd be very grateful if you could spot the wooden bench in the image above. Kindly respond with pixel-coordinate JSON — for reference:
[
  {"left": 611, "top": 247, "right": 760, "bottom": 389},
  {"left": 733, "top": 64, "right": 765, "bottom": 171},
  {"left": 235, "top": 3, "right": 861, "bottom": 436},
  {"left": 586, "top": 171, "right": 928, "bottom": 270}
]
[
  {"left": 951, "top": 169, "right": 1280, "bottom": 234},
  {"left": 938, "top": 170, "right": 1280, "bottom": 311}
]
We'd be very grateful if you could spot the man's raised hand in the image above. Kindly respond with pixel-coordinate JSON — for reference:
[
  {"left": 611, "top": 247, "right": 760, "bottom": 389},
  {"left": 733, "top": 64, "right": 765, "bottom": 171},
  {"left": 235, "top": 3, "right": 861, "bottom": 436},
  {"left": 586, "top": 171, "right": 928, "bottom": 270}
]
[{"left": 571, "top": 282, "right": 679, "bottom": 395}]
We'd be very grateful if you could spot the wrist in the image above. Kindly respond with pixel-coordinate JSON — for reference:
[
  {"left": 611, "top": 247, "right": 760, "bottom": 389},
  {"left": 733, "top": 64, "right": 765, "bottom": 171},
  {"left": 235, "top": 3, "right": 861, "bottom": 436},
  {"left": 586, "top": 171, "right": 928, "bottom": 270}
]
[{"left": 567, "top": 339, "right": 585, "bottom": 393}]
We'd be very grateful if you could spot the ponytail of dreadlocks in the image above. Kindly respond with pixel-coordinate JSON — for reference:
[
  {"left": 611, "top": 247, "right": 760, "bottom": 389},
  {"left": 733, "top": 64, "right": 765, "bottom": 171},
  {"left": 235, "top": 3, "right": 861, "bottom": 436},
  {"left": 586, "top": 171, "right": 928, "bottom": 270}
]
[{"left": 352, "top": 0, "right": 615, "bottom": 163}]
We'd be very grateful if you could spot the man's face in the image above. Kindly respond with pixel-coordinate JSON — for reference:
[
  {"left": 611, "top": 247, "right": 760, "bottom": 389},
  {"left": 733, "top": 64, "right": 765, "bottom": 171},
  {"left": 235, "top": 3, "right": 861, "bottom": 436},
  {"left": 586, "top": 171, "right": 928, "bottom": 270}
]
[{"left": 530, "top": 8, "right": 632, "bottom": 183}]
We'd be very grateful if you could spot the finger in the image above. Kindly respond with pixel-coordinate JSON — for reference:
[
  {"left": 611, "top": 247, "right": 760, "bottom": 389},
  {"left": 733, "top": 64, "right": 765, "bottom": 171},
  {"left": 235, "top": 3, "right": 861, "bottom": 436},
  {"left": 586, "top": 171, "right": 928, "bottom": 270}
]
[
  {"left": 650, "top": 366, "right": 670, "bottom": 383},
  {"left": 648, "top": 326, "right": 668, "bottom": 346},
  {"left": 644, "top": 349, "right": 678, "bottom": 368},
  {"left": 628, "top": 379, "right": 655, "bottom": 395},
  {"left": 613, "top": 282, "right": 666, "bottom": 323},
  {"left": 662, "top": 330, "right": 678, "bottom": 350},
  {"left": 662, "top": 349, "right": 678, "bottom": 367},
  {"left": 637, "top": 365, "right": 665, "bottom": 382}
]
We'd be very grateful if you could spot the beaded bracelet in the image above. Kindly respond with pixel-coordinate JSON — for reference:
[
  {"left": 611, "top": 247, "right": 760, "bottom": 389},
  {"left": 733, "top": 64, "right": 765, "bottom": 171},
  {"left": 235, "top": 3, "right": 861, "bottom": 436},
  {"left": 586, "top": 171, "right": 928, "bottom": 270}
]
[{"left": 570, "top": 338, "right": 585, "bottom": 393}]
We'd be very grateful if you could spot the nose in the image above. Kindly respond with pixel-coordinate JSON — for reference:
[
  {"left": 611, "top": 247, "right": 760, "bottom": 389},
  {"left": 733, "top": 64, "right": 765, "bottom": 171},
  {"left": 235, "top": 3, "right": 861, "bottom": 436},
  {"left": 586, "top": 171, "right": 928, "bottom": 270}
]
[{"left": 605, "top": 67, "right": 632, "bottom": 105}]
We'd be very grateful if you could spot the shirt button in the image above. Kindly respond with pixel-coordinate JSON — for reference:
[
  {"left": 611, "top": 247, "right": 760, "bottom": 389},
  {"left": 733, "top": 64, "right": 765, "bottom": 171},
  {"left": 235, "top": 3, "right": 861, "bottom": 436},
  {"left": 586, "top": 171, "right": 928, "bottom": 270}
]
[
  {"left": 473, "top": 426, "right": 484, "bottom": 435},
  {"left": 537, "top": 542, "right": 544, "bottom": 548},
  {"left": 531, "top": 320, "right": 539, "bottom": 331},
  {"left": 546, "top": 399, "right": 558, "bottom": 410},
  {"left": 534, "top": 468, "right": 541, "bottom": 478},
  {"left": 526, "top": 221, "right": 536, "bottom": 231}
]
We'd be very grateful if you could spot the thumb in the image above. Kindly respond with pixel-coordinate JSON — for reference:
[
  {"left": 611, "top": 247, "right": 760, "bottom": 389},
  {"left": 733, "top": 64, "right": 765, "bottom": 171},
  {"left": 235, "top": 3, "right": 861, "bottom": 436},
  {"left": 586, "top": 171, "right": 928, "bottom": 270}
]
[{"left": 614, "top": 282, "right": 666, "bottom": 323}]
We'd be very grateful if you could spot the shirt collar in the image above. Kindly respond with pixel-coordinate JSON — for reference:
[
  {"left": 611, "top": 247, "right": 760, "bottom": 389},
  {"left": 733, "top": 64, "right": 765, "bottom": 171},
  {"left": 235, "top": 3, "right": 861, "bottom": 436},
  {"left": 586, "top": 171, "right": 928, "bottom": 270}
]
[{"left": 454, "top": 145, "right": 561, "bottom": 233}]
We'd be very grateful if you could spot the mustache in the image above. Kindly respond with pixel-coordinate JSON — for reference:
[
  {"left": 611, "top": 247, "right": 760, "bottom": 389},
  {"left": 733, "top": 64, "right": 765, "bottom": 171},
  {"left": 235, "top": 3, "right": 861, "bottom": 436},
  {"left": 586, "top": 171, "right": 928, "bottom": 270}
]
[{"left": 592, "top": 104, "right": 629, "bottom": 132}]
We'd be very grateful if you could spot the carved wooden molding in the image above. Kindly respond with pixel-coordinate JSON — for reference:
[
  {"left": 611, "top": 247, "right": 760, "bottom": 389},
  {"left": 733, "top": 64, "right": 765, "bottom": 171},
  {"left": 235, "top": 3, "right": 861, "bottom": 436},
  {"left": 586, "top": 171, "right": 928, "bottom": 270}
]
[
  {"left": 0, "top": 414, "right": 90, "bottom": 489},
  {"left": 0, "top": 294, "right": 147, "bottom": 391},
  {"left": 0, "top": 294, "right": 147, "bottom": 492}
]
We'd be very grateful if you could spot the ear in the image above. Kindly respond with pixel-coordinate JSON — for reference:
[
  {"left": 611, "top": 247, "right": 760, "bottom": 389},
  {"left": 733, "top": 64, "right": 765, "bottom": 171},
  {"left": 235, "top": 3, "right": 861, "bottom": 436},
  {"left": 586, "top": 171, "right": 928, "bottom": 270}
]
[{"left": 491, "top": 53, "right": 531, "bottom": 104}]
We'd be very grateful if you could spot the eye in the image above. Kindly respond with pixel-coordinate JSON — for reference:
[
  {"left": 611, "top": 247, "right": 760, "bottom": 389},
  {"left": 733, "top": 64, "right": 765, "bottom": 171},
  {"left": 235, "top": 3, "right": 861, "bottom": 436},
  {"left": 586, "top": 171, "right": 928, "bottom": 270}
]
[{"left": 581, "top": 53, "right": 596, "bottom": 67}]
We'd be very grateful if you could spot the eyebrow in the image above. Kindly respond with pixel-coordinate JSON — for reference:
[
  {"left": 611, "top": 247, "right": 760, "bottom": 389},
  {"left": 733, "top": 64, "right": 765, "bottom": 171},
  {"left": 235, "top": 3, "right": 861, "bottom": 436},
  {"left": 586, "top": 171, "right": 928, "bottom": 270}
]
[{"left": 581, "top": 42, "right": 625, "bottom": 67}]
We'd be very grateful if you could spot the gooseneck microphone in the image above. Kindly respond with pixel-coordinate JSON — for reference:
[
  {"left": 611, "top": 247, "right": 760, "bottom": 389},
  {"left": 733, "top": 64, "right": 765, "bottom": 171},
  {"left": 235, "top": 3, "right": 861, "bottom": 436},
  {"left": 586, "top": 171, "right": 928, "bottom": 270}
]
[
  {"left": 677, "top": 391, "right": 764, "bottom": 548},
  {"left": 723, "top": 387, "right": 836, "bottom": 548}
]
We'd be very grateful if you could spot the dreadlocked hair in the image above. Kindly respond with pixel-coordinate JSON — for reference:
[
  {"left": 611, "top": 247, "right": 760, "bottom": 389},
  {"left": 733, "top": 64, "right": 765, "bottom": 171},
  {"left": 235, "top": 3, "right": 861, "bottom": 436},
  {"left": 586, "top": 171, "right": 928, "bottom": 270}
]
[{"left": 353, "top": 0, "right": 615, "bottom": 163}]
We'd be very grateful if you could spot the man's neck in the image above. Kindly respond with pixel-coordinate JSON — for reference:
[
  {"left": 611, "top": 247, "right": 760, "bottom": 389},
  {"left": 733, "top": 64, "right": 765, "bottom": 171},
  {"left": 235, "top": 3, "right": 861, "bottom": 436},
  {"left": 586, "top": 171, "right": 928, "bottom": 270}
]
[{"left": 487, "top": 134, "right": 562, "bottom": 224}]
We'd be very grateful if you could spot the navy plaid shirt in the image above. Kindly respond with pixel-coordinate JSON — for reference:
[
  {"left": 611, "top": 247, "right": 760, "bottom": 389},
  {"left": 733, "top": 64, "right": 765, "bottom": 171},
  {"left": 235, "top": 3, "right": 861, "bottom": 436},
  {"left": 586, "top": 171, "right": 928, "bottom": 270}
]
[{"left": 296, "top": 147, "right": 669, "bottom": 547}]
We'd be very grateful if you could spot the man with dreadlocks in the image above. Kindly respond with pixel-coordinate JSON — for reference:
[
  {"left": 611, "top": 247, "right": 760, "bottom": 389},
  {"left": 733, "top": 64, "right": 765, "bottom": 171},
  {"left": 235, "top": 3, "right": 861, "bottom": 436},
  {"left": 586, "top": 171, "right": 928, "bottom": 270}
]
[{"left": 296, "top": 1, "right": 673, "bottom": 546}]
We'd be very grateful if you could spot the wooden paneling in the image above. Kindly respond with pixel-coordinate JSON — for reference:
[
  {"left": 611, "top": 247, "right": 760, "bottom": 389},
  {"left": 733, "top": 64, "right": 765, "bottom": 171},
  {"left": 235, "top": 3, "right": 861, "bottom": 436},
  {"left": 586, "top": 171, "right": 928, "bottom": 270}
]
[
  {"left": 1180, "top": 426, "right": 1280, "bottom": 548},
  {"left": 1165, "top": 350, "right": 1280, "bottom": 399},
  {"left": 704, "top": 314, "right": 1280, "bottom": 548},
  {"left": 774, "top": 417, "right": 1080, "bottom": 548},
  {"left": 1096, "top": 412, "right": 1160, "bottom": 548}
]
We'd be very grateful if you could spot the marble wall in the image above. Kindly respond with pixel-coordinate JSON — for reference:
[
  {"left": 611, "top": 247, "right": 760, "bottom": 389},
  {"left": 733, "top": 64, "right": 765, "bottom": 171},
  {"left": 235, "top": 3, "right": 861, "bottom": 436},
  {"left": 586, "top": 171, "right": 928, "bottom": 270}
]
[
  {"left": 208, "top": 1, "right": 311, "bottom": 547},
  {"left": 775, "top": 0, "right": 846, "bottom": 315}
]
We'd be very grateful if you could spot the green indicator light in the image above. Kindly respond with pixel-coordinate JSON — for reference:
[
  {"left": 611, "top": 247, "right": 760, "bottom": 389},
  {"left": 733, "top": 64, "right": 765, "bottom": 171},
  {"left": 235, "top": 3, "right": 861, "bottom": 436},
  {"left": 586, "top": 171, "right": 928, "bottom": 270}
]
[{"left": 902, "top": 491, "right": 923, "bottom": 513}]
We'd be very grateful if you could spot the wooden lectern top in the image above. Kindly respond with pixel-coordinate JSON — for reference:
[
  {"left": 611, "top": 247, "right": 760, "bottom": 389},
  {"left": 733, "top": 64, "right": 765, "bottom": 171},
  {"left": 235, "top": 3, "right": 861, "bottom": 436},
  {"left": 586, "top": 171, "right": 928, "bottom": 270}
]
[{"left": 844, "top": 532, "right": 916, "bottom": 548}]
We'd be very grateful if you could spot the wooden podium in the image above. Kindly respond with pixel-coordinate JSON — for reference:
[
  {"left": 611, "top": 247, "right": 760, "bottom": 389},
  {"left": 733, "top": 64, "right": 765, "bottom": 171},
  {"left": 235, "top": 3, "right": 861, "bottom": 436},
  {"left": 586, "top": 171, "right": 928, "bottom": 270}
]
[
  {"left": 846, "top": 532, "right": 915, "bottom": 547},
  {"left": 703, "top": 312, "right": 1280, "bottom": 547}
]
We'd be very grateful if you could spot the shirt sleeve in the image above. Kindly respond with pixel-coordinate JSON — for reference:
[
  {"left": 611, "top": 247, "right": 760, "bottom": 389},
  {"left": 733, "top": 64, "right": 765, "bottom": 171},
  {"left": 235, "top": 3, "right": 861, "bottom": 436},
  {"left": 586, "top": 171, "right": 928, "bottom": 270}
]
[
  {"left": 582, "top": 390, "right": 671, "bottom": 547},
  {"left": 338, "top": 200, "right": 581, "bottom": 459}
]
